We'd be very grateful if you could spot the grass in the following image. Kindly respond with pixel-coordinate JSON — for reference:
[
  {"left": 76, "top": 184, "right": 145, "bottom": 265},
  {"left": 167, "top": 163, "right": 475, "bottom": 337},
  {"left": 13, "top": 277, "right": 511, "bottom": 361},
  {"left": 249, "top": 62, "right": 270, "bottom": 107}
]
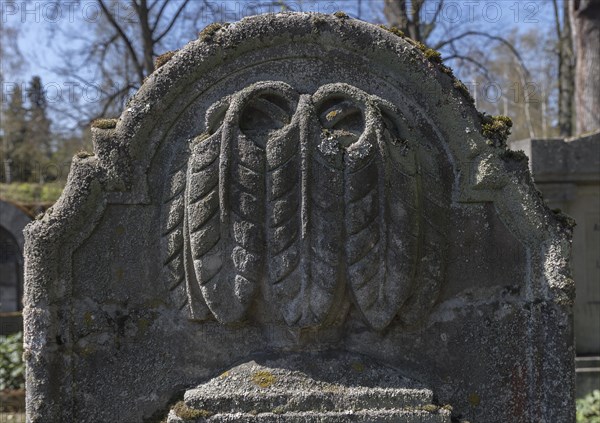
[
  {"left": 0, "top": 412, "right": 25, "bottom": 422},
  {"left": 0, "top": 183, "right": 64, "bottom": 204}
]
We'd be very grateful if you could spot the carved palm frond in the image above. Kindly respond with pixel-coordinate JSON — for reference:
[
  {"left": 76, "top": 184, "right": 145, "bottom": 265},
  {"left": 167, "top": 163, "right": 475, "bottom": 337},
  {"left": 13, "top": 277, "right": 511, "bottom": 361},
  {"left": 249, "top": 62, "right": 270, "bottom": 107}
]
[
  {"left": 189, "top": 83, "right": 299, "bottom": 323},
  {"left": 265, "top": 102, "right": 303, "bottom": 325},
  {"left": 316, "top": 91, "right": 420, "bottom": 330},
  {"left": 351, "top": 107, "right": 421, "bottom": 330},
  {"left": 186, "top": 130, "right": 223, "bottom": 320},
  {"left": 161, "top": 143, "right": 191, "bottom": 311},
  {"left": 174, "top": 82, "right": 446, "bottom": 330},
  {"left": 266, "top": 95, "right": 348, "bottom": 328}
]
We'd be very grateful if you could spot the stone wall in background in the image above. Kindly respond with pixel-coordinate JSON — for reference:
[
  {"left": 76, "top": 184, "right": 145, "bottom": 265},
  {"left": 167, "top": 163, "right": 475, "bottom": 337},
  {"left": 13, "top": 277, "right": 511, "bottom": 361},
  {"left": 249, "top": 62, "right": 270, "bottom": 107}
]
[{"left": 24, "top": 13, "right": 575, "bottom": 423}]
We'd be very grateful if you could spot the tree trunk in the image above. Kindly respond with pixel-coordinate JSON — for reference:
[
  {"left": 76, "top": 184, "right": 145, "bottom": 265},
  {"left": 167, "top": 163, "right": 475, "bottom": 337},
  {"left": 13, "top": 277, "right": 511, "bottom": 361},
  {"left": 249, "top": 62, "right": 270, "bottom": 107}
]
[
  {"left": 138, "top": 0, "right": 155, "bottom": 78},
  {"left": 572, "top": 0, "right": 600, "bottom": 134},
  {"left": 555, "top": 0, "right": 575, "bottom": 137},
  {"left": 384, "top": 0, "right": 409, "bottom": 34}
]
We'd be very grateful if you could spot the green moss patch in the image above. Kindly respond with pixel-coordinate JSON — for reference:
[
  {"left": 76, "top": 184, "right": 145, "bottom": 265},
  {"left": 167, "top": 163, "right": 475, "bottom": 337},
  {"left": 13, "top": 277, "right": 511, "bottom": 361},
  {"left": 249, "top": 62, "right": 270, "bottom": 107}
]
[
  {"left": 154, "top": 50, "right": 177, "bottom": 69},
  {"left": 91, "top": 118, "right": 117, "bottom": 129},
  {"left": 199, "top": 23, "right": 223, "bottom": 41},
  {"left": 172, "top": 401, "right": 211, "bottom": 420},
  {"left": 480, "top": 114, "right": 513, "bottom": 146},
  {"left": 378, "top": 24, "right": 405, "bottom": 38}
]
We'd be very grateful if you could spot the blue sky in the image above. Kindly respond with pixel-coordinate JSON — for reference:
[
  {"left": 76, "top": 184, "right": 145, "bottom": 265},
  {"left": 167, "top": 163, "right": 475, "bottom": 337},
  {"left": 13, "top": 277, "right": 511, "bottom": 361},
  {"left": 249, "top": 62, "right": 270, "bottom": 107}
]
[{"left": 1, "top": 0, "right": 560, "bottom": 131}]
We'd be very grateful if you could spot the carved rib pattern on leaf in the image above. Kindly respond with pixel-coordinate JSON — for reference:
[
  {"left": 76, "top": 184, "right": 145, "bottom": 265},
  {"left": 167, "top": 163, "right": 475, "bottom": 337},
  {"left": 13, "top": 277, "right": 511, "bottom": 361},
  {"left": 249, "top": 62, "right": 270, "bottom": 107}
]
[
  {"left": 164, "top": 82, "right": 447, "bottom": 330},
  {"left": 313, "top": 85, "right": 422, "bottom": 330},
  {"left": 161, "top": 143, "right": 189, "bottom": 311}
]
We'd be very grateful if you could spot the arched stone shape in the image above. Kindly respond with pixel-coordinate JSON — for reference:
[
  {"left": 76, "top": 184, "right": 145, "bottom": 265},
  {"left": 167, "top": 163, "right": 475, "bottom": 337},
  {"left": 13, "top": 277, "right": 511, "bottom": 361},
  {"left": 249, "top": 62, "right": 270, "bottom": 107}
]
[
  {"left": 24, "top": 13, "right": 574, "bottom": 423},
  {"left": 0, "top": 199, "right": 31, "bottom": 312}
]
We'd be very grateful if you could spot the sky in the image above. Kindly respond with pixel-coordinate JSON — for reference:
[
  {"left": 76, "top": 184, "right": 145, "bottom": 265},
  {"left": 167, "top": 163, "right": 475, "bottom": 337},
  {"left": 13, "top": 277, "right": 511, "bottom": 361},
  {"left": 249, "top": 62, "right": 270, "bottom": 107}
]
[{"left": 1, "top": 0, "right": 561, "bottom": 132}]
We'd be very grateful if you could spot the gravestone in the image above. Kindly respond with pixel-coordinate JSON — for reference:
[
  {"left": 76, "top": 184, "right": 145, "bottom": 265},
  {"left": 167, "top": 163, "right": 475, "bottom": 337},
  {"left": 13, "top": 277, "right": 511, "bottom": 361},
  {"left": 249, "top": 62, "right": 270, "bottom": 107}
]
[
  {"left": 511, "top": 132, "right": 600, "bottom": 397},
  {"left": 0, "top": 199, "right": 30, "bottom": 314},
  {"left": 24, "top": 13, "right": 575, "bottom": 423}
]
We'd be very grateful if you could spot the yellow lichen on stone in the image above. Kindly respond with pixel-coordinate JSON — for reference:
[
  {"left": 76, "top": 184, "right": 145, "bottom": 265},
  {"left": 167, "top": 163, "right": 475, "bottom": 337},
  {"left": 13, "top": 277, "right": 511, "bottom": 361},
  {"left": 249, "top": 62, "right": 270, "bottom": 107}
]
[
  {"left": 272, "top": 406, "right": 286, "bottom": 414},
  {"left": 83, "top": 312, "right": 93, "bottom": 326},
  {"left": 76, "top": 151, "right": 94, "bottom": 159},
  {"left": 251, "top": 370, "right": 276, "bottom": 388},
  {"left": 137, "top": 318, "right": 149, "bottom": 334},
  {"left": 468, "top": 393, "right": 481, "bottom": 406},
  {"left": 326, "top": 110, "right": 340, "bottom": 121}
]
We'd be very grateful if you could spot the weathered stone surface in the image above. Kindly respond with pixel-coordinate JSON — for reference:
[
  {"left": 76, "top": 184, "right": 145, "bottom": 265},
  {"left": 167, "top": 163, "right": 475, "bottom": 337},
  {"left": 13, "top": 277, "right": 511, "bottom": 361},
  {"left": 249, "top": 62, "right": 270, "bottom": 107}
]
[
  {"left": 166, "top": 352, "right": 451, "bottom": 422},
  {"left": 182, "top": 352, "right": 433, "bottom": 412},
  {"left": 168, "top": 409, "right": 450, "bottom": 423},
  {"left": 24, "top": 13, "right": 574, "bottom": 423}
]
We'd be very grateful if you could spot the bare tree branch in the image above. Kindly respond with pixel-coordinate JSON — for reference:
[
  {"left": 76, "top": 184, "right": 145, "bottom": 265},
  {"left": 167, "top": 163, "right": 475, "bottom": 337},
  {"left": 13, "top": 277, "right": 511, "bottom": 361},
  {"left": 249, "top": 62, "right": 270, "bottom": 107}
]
[
  {"left": 433, "top": 31, "right": 530, "bottom": 77},
  {"left": 421, "top": 0, "right": 443, "bottom": 40},
  {"left": 155, "top": 0, "right": 191, "bottom": 44},
  {"left": 152, "top": 0, "right": 172, "bottom": 32},
  {"left": 98, "top": 0, "right": 144, "bottom": 83},
  {"left": 444, "top": 54, "right": 494, "bottom": 83}
]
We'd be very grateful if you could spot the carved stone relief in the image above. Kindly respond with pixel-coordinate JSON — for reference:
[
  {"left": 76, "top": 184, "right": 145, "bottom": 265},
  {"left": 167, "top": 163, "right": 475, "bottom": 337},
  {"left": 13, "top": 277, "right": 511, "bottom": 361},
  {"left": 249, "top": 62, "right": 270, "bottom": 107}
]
[{"left": 162, "top": 81, "right": 448, "bottom": 330}]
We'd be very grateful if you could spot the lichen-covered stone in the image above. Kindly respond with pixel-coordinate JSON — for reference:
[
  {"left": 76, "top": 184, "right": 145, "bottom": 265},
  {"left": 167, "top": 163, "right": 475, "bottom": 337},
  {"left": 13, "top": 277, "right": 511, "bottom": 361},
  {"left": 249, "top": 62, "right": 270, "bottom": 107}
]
[
  {"left": 24, "top": 12, "right": 574, "bottom": 423},
  {"left": 168, "top": 352, "right": 450, "bottom": 422}
]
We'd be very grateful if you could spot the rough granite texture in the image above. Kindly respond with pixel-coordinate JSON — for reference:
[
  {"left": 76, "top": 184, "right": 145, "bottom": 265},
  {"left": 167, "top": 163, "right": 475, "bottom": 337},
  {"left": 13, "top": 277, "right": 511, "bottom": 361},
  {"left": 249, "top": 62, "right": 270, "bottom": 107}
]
[{"left": 24, "top": 13, "right": 575, "bottom": 423}]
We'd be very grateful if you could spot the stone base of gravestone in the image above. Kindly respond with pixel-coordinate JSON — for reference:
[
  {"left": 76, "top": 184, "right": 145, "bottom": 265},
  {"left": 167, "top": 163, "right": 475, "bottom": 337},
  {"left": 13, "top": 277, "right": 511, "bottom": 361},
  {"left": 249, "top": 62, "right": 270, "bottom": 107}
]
[{"left": 166, "top": 352, "right": 451, "bottom": 423}]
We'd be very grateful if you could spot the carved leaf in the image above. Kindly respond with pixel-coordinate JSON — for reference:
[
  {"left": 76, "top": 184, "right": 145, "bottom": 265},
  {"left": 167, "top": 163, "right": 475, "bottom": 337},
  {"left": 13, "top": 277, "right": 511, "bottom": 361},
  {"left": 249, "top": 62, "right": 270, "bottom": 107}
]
[
  {"left": 189, "top": 84, "right": 298, "bottom": 323},
  {"left": 344, "top": 106, "right": 421, "bottom": 330},
  {"left": 186, "top": 130, "right": 224, "bottom": 319},
  {"left": 161, "top": 144, "right": 190, "bottom": 311},
  {"left": 267, "top": 96, "right": 345, "bottom": 327},
  {"left": 318, "top": 90, "right": 421, "bottom": 331},
  {"left": 397, "top": 140, "right": 449, "bottom": 327}
]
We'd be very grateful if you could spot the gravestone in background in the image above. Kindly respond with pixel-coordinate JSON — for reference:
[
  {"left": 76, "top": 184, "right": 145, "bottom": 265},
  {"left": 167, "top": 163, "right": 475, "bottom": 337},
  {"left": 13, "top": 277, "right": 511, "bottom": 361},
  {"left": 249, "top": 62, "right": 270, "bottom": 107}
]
[
  {"left": 0, "top": 199, "right": 30, "bottom": 315},
  {"left": 24, "top": 13, "right": 575, "bottom": 423}
]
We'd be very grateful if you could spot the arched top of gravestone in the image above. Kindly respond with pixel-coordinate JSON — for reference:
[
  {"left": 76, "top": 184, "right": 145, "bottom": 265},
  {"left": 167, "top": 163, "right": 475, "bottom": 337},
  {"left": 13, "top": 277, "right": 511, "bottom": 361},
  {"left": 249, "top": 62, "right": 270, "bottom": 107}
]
[
  {"left": 88, "top": 12, "right": 494, "bottom": 203},
  {"left": 0, "top": 199, "right": 32, "bottom": 251},
  {"left": 31, "top": 12, "right": 574, "bottom": 317}
]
